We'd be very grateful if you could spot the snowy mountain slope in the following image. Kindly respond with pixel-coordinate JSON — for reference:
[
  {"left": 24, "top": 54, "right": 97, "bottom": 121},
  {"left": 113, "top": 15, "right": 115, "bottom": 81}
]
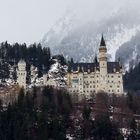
[
  {"left": 107, "top": 25, "right": 140, "bottom": 60},
  {"left": 41, "top": 12, "right": 80, "bottom": 51},
  {"left": 41, "top": 9, "right": 140, "bottom": 68},
  {"left": 116, "top": 31, "right": 140, "bottom": 70}
]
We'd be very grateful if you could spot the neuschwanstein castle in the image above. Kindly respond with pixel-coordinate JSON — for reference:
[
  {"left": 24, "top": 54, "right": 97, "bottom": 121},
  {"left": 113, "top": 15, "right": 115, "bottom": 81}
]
[
  {"left": 17, "top": 35, "right": 124, "bottom": 97},
  {"left": 66, "top": 35, "right": 124, "bottom": 97}
]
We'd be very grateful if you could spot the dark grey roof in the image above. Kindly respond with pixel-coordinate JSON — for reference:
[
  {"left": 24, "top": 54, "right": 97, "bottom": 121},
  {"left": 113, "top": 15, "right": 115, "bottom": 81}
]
[
  {"left": 68, "top": 63, "right": 99, "bottom": 73},
  {"left": 107, "top": 62, "right": 120, "bottom": 73},
  {"left": 68, "top": 62, "right": 120, "bottom": 73}
]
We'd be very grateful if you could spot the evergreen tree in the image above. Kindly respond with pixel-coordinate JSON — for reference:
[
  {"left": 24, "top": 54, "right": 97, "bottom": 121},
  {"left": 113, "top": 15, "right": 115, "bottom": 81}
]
[
  {"left": 82, "top": 105, "right": 92, "bottom": 139},
  {"left": 0, "top": 41, "right": 52, "bottom": 80},
  {"left": 93, "top": 114, "right": 112, "bottom": 140},
  {"left": 129, "top": 118, "right": 138, "bottom": 140},
  {"left": 124, "top": 62, "right": 140, "bottom": 91}
]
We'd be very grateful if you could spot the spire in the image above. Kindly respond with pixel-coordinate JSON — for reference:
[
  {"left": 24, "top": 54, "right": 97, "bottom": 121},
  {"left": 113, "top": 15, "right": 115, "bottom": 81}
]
[
  {"left": 94, "top": 54, "right": 98, "bottom": 63},
  {"left": 100, "top": 34, "right": 106, "bottom": 47},
  {"left": 79, "top": 65, "right": 83, "bottom": 73}
]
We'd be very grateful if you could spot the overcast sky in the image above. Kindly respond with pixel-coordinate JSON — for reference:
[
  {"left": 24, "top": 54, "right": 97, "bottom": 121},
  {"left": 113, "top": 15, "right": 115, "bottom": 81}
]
[{"left": 0, "top": 0, "right": 139, "bottom": 44}]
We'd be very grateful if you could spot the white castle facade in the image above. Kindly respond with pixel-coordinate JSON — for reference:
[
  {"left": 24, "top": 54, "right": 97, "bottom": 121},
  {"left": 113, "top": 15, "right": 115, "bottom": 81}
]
[
  {"left": 66, "top": 36, "right": 124, "bottom": 97},
  {"left": 16, "top": 36, "right": 124, "bottom": 97}
]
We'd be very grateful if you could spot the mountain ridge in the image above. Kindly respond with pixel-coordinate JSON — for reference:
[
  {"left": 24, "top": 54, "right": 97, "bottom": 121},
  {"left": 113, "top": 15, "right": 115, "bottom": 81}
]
[{"left": 41, "top": 8, "right": 140, "bottom": 69}]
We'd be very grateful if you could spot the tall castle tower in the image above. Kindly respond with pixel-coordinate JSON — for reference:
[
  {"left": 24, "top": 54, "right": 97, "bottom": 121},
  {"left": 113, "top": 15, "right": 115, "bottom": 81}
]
[
  {"left": 99, "top": 35, "right": 107, "bottom": 75},
  {"left": 98, "top": 35, "right": 108, "bottom": 91},
  {"left": 17, "top": 60, "right": 27, "bottom": 89},
  {"left": 67, "top": 34, "right": 124, "bottom": 97}
]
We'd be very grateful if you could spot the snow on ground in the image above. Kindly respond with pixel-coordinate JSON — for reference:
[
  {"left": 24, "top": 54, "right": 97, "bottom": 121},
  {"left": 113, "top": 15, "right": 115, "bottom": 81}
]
[
  {"left": 66, "top": 134, "right": 74, "bottom": 140},
  {"left": 120, "top": 128, "right": 130, "bottom": 140}
]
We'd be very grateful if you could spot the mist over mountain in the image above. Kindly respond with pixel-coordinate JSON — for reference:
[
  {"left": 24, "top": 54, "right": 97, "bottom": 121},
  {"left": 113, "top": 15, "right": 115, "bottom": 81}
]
[
  {"left": 41, "top": 7, "right": 140, "bottom": 69},
  {"left": 116, "top": 31, "right": 140, "bottom": 70}
]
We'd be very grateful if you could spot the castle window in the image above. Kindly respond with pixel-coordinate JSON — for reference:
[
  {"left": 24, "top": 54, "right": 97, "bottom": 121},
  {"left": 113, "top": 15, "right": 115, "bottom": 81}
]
[
  {"left": 108, "top": 80, "right": 109, "bottom": 83},
  {"left": 112, "top": 90, "right": 114, "bottom": 92},
  {"left": 117, "top": 85, "right": 119, "bottom": 88},
  {"left": 118, "top": 76, "right": 120, "bottom": 78},
  {"left": 111, "top": 75, "right": 114, "bottom": 78},
  {"left": 90, "top": 81, "right": 92, "bottom": 83},
  {"left": 117, "top": 90, "right": 119, "bottom": 92},
  {"left": 97, "top": 75, "right": 99, "bottom": 77},
  {"left": 108, "top": 90, "right": 110, "bottom": 92},
  {"left": 90, "top": 86, "right": 92, "bottom": 88},
  {"left": 110, "top": 85, "right": 112, "bottom": 88},
  {"left": 112, "top": 81, "right": 113, "bottom": 83},
  {"left": 73, "top": 76, "right": 77, "bottom": 78}
]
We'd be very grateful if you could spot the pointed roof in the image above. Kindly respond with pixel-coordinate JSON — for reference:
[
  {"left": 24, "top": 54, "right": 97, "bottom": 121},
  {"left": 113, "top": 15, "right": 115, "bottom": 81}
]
[
  {"left": 78, "top": 65, "right": 83, "bottom": 73},
  {"left": 100, "top": 34, "right": 106, "bottom": 46},
  {"left": 94, "top": 55, "right": 98, "bottom": 64}
]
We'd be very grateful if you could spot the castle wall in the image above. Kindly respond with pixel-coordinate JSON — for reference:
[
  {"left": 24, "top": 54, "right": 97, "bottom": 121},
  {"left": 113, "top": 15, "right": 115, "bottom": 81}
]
[
  {"left": 67, "top": 70, "right": 123, "bottom": 98},
  {"left": 67, "top": 36, "right": 124, "bottom": 98}
]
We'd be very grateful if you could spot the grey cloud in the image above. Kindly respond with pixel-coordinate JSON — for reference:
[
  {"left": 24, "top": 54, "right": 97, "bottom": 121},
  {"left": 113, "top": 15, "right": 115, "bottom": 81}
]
[{"left": 0, "top": 0, "right": 139, "bottom": 44}]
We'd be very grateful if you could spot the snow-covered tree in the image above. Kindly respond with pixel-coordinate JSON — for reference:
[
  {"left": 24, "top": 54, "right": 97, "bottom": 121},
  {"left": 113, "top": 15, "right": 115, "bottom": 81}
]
[{"left": 48, "top": 59, "right": 67, "bottom": 87}]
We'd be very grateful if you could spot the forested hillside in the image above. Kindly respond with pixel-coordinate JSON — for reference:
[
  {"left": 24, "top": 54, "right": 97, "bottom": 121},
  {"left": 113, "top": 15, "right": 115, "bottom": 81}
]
[
  {"left": 124, "top": 63, "right": 140, "bottom": 92},
  {"left": 1, "top": 88, "right": 140, "bottom": 139},
  {"left": 0, "top": 87, "right": 72, "bottom": 140},
  {"left": 0, "top": 41, "right": 51, "bottom": 73}
]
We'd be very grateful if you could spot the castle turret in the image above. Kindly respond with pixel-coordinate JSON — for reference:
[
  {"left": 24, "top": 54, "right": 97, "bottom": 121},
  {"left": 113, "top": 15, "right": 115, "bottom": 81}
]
[
  {"left": 99, "top": 35, "right": 107, "bottom": 75},
  {"left": 98, "top": 35, "right": 108, "bottom": 92},
  {"left": 17, "top": 60, "right": 27, "bottom": 89}
]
